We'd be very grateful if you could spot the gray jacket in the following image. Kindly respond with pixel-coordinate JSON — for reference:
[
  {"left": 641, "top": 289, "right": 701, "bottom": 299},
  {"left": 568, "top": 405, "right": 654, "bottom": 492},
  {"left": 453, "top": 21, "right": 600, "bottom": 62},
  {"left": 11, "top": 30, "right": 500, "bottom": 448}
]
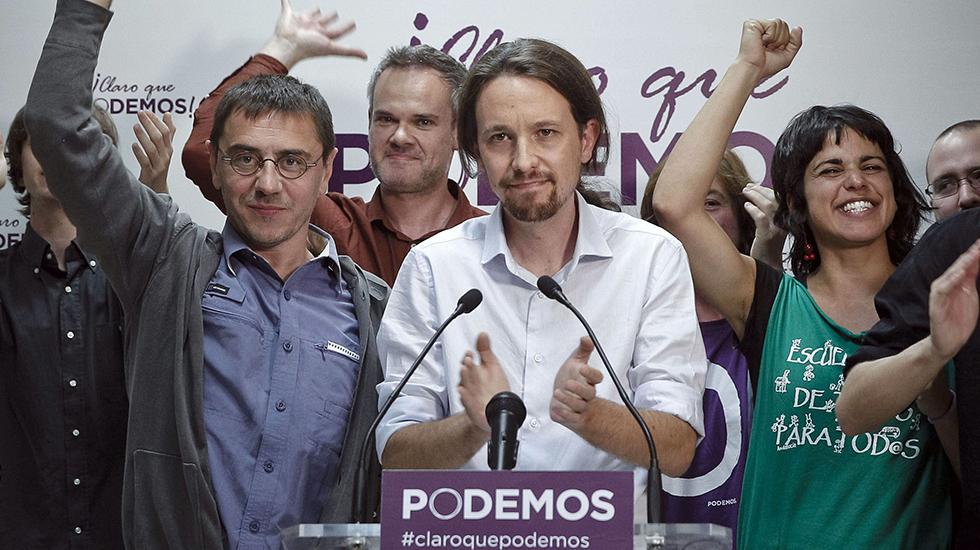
[{"left": 25, "top": 1, "right": 386, "bottom": 548}]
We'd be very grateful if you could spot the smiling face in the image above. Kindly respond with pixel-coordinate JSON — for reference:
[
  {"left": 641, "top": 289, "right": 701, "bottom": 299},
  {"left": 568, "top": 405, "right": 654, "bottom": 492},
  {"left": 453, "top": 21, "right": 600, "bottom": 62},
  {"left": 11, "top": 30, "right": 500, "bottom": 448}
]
[
  {"left": 926, "top": 127, "right": 980, "bottom": 221},
  {"left": 368, "top": 67, "right": 456, "bottom": 195},
  {"left": 210, "top": 110, "right": 334, "bottom": 253},
  {"left": 474, "top": 75, "right": 598, "bottom": 223},
  {"left": 803, "top": 128, "right": 897, "bottom": 252}
]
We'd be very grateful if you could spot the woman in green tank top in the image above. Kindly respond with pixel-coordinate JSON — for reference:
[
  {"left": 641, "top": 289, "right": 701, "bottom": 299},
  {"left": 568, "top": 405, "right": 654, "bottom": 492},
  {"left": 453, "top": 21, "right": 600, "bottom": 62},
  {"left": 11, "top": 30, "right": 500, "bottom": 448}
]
[{"left": 650, "top": 18, "right": 954, "bottom": 549}]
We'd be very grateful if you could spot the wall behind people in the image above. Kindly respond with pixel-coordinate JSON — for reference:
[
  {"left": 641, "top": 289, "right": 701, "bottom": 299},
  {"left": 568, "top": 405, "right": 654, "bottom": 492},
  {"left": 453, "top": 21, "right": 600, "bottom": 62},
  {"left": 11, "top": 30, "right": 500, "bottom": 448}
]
[{"left": 1, "top": 0, "right": 977, "bottom": 249}]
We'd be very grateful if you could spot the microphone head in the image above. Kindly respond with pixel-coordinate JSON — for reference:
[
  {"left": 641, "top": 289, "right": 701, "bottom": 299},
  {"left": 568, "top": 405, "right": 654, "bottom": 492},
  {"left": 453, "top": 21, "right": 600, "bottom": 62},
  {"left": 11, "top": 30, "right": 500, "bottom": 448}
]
[
  {"left": 457, "top": 288, "right": 483, "bottom": 314},
  {"left": 485, "top": 391, "right": 527, "bottom": 425},
  {"left": 536, "top": 276, "right": 564, "bottom": 301}
]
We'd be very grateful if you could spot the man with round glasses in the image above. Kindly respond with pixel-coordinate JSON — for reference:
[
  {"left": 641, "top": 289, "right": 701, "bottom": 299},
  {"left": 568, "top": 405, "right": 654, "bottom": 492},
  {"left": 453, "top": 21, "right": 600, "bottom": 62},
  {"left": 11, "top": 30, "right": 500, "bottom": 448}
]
[
  {"left": 218, "top": 149, "right": 321, "bottom": 179},
  {"left": 926, "top": 120, "right": 980, "bottom": 221},
  {"left": 24, "top": 1, "right": 389, "bottom": 548}
]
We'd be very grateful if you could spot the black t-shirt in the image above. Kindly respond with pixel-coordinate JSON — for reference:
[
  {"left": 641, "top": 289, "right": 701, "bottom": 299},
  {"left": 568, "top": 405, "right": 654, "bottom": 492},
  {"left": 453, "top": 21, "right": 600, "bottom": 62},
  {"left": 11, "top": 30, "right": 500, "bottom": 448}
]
[{"left": 847, "top": 208, "right": 980, "bottom": 547}]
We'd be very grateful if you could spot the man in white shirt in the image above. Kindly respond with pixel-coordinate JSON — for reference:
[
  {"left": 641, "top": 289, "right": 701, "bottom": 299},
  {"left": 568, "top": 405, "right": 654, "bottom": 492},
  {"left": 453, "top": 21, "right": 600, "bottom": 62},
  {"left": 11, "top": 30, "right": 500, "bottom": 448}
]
[{"left": 376, "top": 39, "right": 706, "bottom": 497}]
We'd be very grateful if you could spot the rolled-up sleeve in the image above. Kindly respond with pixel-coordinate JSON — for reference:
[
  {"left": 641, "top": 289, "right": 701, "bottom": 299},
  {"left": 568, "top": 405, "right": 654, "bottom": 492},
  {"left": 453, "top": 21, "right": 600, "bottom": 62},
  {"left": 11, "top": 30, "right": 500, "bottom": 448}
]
[
  {"left": 629, "top": 243, "right": 707, "bottom": 438},
  {"left": 374, "top": 250, "right": 451, "bottom": 457}
]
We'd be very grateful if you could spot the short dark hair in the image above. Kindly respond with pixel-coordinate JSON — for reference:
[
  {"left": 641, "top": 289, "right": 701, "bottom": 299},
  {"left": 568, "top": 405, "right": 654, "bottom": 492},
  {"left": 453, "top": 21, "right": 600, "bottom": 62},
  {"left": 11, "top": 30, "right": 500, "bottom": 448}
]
[
  {"left": 210, "top": 74, "right": 335, "bottom": 155},
  {"left": 456, "top": 38, "right": 608, "bottom": 182},
  {"left": 642, "top": 149, "right": 755, "bottom": 254},
  {"left": 367, "top": 45, "right": 467, "bottom": 119},
  {"left": 771, "top": 104, "right": 928, "bottom": 277},
  {"left": 6, "top": 104, "right": 118, "bottom": 217}
]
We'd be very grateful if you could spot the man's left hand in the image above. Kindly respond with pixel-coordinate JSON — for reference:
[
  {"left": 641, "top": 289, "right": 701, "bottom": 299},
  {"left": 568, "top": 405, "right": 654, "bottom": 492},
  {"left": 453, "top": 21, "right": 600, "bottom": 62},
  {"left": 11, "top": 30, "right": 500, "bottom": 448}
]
[{"left": 550, "top": 337, "right": 603, "bottom": 431}]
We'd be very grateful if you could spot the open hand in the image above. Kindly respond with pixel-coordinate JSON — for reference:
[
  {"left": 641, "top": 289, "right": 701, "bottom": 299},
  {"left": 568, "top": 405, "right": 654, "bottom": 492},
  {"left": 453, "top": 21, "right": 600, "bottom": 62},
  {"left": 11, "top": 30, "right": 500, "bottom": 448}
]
[
  {"left": 458, "top": 333, "right": 511, "bottom": 433},
  {"left": 133, "top": 110, "right": 176, "bottom": 193},
  {"left": 550, "top": 337, "right": 604, "bottom": 431},
  {"left": 928, "top": 238, "right": 980, "bottom": 361},
  {"left": 261, "top": 0, "right": 368, "bottom": 69}
]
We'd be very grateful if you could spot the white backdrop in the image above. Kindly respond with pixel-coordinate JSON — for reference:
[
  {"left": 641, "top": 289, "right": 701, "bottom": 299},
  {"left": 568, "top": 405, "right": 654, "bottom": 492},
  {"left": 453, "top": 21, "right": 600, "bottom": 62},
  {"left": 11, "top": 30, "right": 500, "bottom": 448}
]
[{"left": 2, "top": 0, "right": 978, "bottom": 249}]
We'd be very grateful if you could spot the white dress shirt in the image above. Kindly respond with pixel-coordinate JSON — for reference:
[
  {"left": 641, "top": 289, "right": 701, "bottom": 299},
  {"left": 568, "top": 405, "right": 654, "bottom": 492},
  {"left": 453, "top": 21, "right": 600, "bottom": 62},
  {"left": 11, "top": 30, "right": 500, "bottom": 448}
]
[{"left": 376, "top": 193, "right": 706, "bottom": 500}]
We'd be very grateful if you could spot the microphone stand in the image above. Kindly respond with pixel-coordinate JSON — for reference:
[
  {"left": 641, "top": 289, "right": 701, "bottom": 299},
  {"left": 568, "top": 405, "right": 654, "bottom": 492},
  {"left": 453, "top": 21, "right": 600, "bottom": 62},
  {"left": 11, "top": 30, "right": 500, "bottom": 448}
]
[
  {"left": 351, "top": 289, "right": 482, "bottom": 523},
  {"left": 537, "top": 276, "right": 661, "bottom": 525}
]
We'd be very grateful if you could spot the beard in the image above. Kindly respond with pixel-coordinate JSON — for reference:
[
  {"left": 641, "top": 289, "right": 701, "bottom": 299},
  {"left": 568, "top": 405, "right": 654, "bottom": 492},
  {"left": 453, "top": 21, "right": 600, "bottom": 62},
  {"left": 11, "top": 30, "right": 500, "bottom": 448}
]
[{"left": 498, "top": 171, "right": 568, "bottom": 223}]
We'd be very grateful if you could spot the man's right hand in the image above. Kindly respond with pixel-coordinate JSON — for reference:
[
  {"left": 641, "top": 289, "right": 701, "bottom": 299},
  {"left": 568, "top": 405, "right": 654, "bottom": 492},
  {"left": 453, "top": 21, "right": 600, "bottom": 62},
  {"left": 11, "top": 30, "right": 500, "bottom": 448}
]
[
  {"left": 259, "top": 0, "right": 368, "bottom": 70},
  {"left": 457, "top": 333, "right": 511, "bottom": 434},
  {"left": 928, "top": 238, "right": 980, "bottom": 361}
]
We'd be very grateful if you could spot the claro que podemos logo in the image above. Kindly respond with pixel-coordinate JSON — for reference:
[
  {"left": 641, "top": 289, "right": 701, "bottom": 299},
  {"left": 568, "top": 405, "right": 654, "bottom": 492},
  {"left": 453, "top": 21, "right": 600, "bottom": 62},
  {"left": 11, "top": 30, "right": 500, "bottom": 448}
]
[
  {"left": 402, "top": 487, "right": 617, "bottom": 521},
  {"left": 382, "top": 471, "right": 634, "bottom": 550}
]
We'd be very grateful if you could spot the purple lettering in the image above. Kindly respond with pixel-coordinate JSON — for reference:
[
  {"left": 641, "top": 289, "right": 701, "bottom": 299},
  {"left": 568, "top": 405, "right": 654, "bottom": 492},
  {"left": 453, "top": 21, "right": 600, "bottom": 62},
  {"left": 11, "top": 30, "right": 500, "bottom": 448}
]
[{"left": 329, "top": 133, "right": 374, "bottom": 192}]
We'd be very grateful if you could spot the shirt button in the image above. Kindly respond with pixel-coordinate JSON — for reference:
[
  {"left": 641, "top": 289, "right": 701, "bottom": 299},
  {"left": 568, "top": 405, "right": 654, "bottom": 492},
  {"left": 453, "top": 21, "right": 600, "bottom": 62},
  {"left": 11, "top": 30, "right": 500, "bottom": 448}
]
[
  {"left": 529, "top": 417, "right": 540, "bottom": 429},
  {"left": 67, "top": 331, "right": 75, "bottom": 339},
  {"left": 283, "top": 341, "right": 293, "bottom": 352},
  {"left": 74, "top": 478, "right": 81, "bottom": 486},
  {"left": 65, "top": 285, "right": 72, "bottom": 293},
  {"left": 72, "top": 429, "right": 80, "bottom": 437},
  {"left": 263, "top": 460, "right": 274, "bottom": 473},
  {"left": 248, "top": 521, "right": 260, "bottom": 533},
  {"left": 33, "top": 267, "right": 40, "bottom": 275},
  {"left": 536, "top": 291, "right": 545, "bottom": 300},
  {"left": 69, "top": 379, "right": 78, "bottom": 388},
  {"left": 275, "top": 400, "right": 286, "bottom": 412},
  {"left": 89, "top": 260, "right": 97, "bottom": 268},
  {"left": 533, "top": 353, "right": 543, "bottom": 363},
  {"left": 74, "top": 526, "right": 82, "bottom": 535},
  {"left": 283, "top": 289, "right": 292, "bottom": 301}
]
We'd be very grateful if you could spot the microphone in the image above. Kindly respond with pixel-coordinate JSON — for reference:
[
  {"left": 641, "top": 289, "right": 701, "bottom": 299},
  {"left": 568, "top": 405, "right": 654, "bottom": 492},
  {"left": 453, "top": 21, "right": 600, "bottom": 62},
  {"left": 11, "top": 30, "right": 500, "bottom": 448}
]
[
  {"left": 536, "top": 276, "right": 662, "bottom": 524},
  {"left": 352, "top": 288, "right": 483, "bottom": 523},
  {"left": 486, "top": 391, "right": 527, "bottom": 470}
]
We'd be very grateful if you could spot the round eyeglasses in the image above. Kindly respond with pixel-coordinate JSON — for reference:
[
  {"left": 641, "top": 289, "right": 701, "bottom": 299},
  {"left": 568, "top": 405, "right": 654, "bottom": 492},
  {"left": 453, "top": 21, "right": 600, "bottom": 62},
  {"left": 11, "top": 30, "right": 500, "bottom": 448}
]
[{"left": 219, "top": 149, "right": 320, "bottom": 180}]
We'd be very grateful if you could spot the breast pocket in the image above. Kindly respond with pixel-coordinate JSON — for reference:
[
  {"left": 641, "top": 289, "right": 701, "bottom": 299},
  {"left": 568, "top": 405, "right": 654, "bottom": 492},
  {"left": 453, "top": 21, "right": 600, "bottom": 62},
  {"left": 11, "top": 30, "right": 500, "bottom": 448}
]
[
  {"left": 201, "top": 296, "right": 269, "bottom": 423},
  {"left": 300, "top": 338, "right": 361, "bottom": 455}
]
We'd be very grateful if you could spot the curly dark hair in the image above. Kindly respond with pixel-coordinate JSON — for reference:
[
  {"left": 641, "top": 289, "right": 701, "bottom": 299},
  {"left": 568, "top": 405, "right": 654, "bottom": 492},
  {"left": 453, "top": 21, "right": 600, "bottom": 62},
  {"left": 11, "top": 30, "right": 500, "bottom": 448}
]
[{"left": 771, "top": 105, "right": 928, "bottom": 278}]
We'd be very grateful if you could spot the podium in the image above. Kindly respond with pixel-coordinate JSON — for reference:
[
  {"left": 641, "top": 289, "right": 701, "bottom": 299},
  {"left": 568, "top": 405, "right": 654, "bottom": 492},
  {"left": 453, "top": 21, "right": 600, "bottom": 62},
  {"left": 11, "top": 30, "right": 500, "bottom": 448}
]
[
  {"left": 281, "top": 523, "right": 732, "bottom": 549},
  {"left": 282, "top": 470, "right": 733, "bottom": 548}
]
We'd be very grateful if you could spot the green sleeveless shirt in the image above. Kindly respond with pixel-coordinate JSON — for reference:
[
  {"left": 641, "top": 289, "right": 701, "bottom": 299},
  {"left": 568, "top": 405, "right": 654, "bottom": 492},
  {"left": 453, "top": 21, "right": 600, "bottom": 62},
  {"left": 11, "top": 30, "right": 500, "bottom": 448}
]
[{"left": 737, "top": 270, "right": 951, "bottom": 549}]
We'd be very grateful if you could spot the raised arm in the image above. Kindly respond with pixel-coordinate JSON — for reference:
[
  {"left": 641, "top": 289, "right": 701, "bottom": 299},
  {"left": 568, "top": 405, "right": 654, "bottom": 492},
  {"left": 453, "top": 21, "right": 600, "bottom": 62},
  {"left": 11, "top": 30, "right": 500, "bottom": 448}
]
[
  {"left": 25, "top": 0, "right": 181, "bottom": 305},
  {"left": 652, "top": 19, "right": 802, "bottom": 336},
  {"left": 181, "top": 0, "right": 366, "bottom": 207}
]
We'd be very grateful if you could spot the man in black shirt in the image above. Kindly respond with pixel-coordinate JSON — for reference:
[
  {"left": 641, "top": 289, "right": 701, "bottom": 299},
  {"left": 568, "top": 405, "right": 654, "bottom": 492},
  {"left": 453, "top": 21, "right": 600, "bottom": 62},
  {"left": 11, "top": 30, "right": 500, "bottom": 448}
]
[
  {"left": 0, "top": 105, "right": 169, "bottom": 549},
  {"left": 840, "top": 208, "right": 980, "bottom": 548}
]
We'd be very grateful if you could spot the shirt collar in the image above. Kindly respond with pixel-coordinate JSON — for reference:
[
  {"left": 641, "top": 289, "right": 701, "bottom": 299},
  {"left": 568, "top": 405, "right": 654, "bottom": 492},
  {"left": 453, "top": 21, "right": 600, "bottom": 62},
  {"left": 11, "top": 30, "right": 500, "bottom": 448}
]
[
  {"left": 220, "top": 221, "right": 341, "bottom": 280},
  {"left": 366, "top": 179, "right": 476, "bottom": 240},
  {"left": 480, "top": 192, "right": 613, "bottom": 283},
  {"left": 18, "top": 223, "right": 95, "bottom": 272}
]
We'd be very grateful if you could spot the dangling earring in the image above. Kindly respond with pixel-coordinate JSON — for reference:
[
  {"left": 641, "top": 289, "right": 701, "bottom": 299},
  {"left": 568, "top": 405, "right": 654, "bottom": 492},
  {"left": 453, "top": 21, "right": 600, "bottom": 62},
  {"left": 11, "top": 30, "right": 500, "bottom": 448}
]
[{"left": 802, "top": 237, "right": 817, "bottom": 262}]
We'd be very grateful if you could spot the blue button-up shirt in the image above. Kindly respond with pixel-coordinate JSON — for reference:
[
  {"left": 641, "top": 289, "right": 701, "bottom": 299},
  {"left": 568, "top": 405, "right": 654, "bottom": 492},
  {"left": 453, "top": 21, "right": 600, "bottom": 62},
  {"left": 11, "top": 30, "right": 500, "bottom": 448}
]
[{"left": 202, "top": 223, "right": 360, "bottom": 550}]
